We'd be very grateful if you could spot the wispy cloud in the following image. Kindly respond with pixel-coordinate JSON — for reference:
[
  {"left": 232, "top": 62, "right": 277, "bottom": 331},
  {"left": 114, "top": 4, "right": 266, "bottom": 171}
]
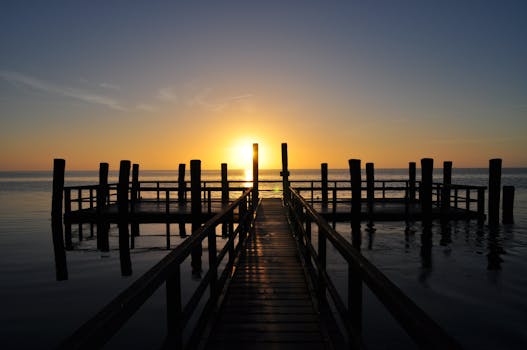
[
  {"left": 0, "top": 70, "right": 126, "bottom": 111},
  {"left": 189, "top": 89, "right": 253, "bottom": 112},
  {"left": 157, "top": 87, "right": 178, "bottom": 102},
  {"left": 99, "top": 82, "right": 121, "bottom": 90},
  {"left": 135, "top": 103, "right": 157, "bottom": 112}
]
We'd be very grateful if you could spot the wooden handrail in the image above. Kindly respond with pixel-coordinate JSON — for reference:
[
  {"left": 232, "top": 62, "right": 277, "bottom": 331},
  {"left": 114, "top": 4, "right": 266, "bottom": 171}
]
[
  {"left": 58, "top": 188, "right": 256, "bottom": 350},
  {"left": 286, "top": 188, "right": 462, "bottom": 349}
]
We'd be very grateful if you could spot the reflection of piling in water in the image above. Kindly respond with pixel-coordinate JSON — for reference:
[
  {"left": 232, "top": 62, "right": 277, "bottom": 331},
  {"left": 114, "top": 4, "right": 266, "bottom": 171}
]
[
  {"left": 118, "top": 160, "right": 132, "bottom": 276},
  {"left": 503, "top": 186, "right": 514, "bottom": 224}
]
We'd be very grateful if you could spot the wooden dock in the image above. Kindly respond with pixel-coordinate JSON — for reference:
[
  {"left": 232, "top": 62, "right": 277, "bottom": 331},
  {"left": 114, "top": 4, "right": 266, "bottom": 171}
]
[{"left": 204, "top": 198, "right": 330, "bottom": 349}]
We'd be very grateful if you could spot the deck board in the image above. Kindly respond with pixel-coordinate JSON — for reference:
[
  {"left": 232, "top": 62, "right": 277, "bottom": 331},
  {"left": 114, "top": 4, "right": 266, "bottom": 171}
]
[{"left": 205, "top": 198, "right": 330, "bottom": 350}]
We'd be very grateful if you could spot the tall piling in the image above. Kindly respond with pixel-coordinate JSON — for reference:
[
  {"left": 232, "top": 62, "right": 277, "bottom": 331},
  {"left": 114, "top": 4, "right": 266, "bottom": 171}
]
[
  {"left": 252, "top": 143, "right": 259, "bottom": 209},
  {"left": 51, "top": 159, "right": 68, "bottom": 280},
  {"left": 321, "top": 163, "right": 328, "bottom": 209},
  {"left": 441, "top": 161, "right": 452, "bottom": 217},
  {"left": 366, "top": 162, "right": 374, "bottom": 218},
  {"left": 118, "top": 160, "right": 132, "bottom": 276},
  {"left": 191, "top": 160, "right": 202, "bottom": 276},
  {"left": 409, "top": 162, "right": 416, "bottom": 202},
  {"left": 281, "top": 143, "right": 290, "bottom": 201},
  {"left": 421, "top": 158, "right": 433, "bottom": 223},
  {"left": 502, "top": 185, "right": 514, "bottom": 224},
  {"left": 97, "top": 163, "right": 109, "bottom": 251},
  {"left": 221, "top": 163, "right": 229, "bottom": 236},
  {"left": 488, "top": 159, "right": 502, "bottom": 226}
]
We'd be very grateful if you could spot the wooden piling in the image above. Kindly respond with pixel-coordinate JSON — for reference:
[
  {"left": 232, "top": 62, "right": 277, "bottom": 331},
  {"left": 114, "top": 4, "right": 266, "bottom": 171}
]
[
  {"left": 421, "top": 158, "right": 433, "bottom": 222},
  {"left": 366, "top": 162, "right": 374, "bottom": 218},
  {"left": 502, "top": 185, "right": 514, "bottom": 224},
  {"left": 51, "top": 159, "right": 68, "bottom": 280},
  {"left": 97, "top": 163, "right": 109, "bottom": 251},
  {"left": 190, "top": 159, "right": 202, "bottom": 276},
  {"left": 441, "top": 161, "right": 452, "bottom": 216},
  {"left": 131, "top": 163, "right": 139, "bottom": 208},
  {"left": 118, "top": 160, "right": 132, "bottom": 276},
  {"left": 409, "top": 162, "right": 416, "bottom": 201},
  {"left": 281, "top": 143, "right": 290, "bottom": 200},
  {"left": 321, "top": 163, "right": 328, "bottom": 209},
  {"left": 221, "top": 163, "right": 229, "bottom": 237},
  {"left": 349, "top": 159, "right": 362, "bottom": 223},
  {"left": 252, "top": 143, "right": 259, "bottom": 209},
  {"left": 178, "top": 163, "right": 186, "bottom": 205},
  {"left": 64, "top": 189, "right": 73, "bottom": 249},
  {"left": 488, "top": 159, "right": 502, "bottom": 226}
]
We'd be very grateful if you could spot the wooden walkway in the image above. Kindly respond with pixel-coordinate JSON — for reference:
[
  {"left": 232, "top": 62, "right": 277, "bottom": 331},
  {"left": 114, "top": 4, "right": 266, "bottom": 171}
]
[{"left": 205, "top": 199, "right": 330, "bottom": 350}]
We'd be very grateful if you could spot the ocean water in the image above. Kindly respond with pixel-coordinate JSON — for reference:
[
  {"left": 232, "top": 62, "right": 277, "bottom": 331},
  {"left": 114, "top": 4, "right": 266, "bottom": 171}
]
[{"left": 0, "top": 168, "right": 525, "bottom": 349}]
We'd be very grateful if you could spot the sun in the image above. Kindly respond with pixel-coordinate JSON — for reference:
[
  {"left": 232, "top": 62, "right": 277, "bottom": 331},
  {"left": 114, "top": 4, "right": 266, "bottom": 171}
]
[{"left": 228, "top": 140, "right": 257, "bottom": 180}]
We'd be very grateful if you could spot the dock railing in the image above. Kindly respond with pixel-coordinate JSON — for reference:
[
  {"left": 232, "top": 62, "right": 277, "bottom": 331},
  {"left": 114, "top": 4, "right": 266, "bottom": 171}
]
[
  {"left": 58, "top": 188, "right": 256, "bottom": 350},
  {"left": 286, "top": 187, "right": 462, "bottom": 349}
]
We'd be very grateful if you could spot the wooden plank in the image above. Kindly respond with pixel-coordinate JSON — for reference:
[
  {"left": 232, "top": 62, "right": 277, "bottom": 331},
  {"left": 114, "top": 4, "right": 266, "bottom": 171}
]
[{"left": 206, "top": 198, "right": 328, "bottom": 349}]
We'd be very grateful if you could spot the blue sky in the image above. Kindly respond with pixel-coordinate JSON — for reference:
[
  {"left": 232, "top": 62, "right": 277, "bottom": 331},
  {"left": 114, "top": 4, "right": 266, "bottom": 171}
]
[{"left": 1, "top": 1, "right": 526, "bottom": 169}]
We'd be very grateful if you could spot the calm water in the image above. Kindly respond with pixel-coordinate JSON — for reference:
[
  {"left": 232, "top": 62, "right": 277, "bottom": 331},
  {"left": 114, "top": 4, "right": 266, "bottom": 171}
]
[{"left": 0, "top": 169, "right": 526, "bottom": 349}]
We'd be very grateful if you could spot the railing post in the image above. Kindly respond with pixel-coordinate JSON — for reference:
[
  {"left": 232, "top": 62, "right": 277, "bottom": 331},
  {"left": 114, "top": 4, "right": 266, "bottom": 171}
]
[
  {"left": 503, "top": 185, "right": 514, "bottom": 224},
  {"left": 332, "top": 188, "right": 337, "bottom": 229},
  {"left": 349, "top": 159, "right": 362, "bottom": 223},
  {"left": 51, "top": 159, "right": 68, "bottom": 281},
  {"left": 97, "top": 162, "right": 109, "bottom": 251},
  {"left": 131, "top": 163, "right": 139, "bottom": 209},
  {"left": 366, "top": 162, "right": 374, "bottom": 219},
  {"left": 208, "top": 226, "right": 218, "bottom": 300},
  {"left": 166, "top": 265, "right": 183, "bottom": 348},
  {"left": 421, "top": 158, "right": 433, "bottom": 223},
  {"left": 191, "top": 159, "right": 202, "bottom": 277},
  {"left": 321, "top": 163, "right": 328, "bottom": 209},
  {"left": 253, "top": 143, "right": 259, "bottom": 209},
  {"left": 118, "top": 160, "right": 132, "bottom": 276},
  {"left": 281, "top": 143, "right": 290, "bottom": 201},
  {"left": 318, "top": 227, "right": 327, "bottom": 303},
  {"left": 488, "top": 159, "right": 502, "bottom": 226}
]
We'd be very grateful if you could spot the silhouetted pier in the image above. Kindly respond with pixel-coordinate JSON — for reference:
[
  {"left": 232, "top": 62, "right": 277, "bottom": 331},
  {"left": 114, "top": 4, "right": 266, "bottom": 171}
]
[{"left": 51, "top": 143, "right": 515, "bottom": 349}]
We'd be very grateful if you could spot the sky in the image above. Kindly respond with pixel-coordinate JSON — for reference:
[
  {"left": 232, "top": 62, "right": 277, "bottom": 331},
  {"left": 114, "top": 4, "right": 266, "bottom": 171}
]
[{"left": 1, "top": 1, "right": 526, "bottom": 170}]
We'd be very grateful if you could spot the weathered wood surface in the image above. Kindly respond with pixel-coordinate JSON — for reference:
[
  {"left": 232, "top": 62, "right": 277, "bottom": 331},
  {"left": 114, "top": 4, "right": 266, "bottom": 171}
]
[{"left": 205, "top": 199, "right": 330, "bottom": 350}]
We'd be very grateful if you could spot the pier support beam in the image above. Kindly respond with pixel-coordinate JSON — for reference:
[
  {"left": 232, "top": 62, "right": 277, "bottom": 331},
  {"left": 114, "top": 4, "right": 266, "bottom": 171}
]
[
  {"left": 420, "top": 158, "right": 433, "bottom": 223},
  {"left": 118, "top": 160, "right": 132, "bottom": 276},
  {"left": 366, "top": 162, "right": 374, "bottom": 219},
  {"left": 409, "top": 162, "right": 416, "bottom": 202},
  {"left": 221, "top": 163, "right": 229, "bottom": 237},
  {"left": 191, "top": 160, "right": 202, "bottom": 277},
  {"left": 51, "top": 158, "right": 68, "bottom": 280},
  {"left": 488, "top": 159, "right": 502, "bottom": 226},
  {"left": 281, "top": 143, "right": 290, "bottom": 201},
  {"left": 502, "top": 185, "right": 514, "bottom": 224},
  {"left": 177, "top": 163, "right": 186, "bottom": 236},
  {"left": 97, "top": 163, "right": 109, "bottom": 251},
  {"left": 441, "top": 161, "right": 452, "bottom": 217},
  {"left": 253, "top": 143, "right": 259, "bottom": 209},
  {"left": 321, "top": 163, "right": 328, "bottom": 209}
]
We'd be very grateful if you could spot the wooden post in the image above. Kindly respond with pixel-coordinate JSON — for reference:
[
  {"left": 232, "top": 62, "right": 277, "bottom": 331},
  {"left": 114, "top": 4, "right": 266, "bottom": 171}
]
[
  {"left": 131, "top": 163, "right": 139, "bottom": 210},
  {"left": 118, "top": 160, "right": 132, "bottom": 276},
  {"left": 502, "top": 186, "right": 514, "bottom": 224},
  {"left": 252, "top": 143, "right": 259, "bottom": 209},
  {"left": 191, "top": 159, "right": 202, "bottom": 277},
  {"left": 349, "top": 159, "right": 362, "bottom": 223},
  {"left": 166, "top": 265, "right": 183, "bottom": 348},
  {"left": 477, "top": 188, "right": 485, "bottom": 224},
  {"left": 97, "top": 163, "right": 109, "bottom": 251},
  {"left": 166, "top": 190, "right": 171, "bottom": 249},
  {"left": 321, "top": 163, "right": 328, "bottom": 209},
  {"left": 51, "top": 159, "right": 68, "bottom": 280},
  {"left": 64, "top": 189, "right": 73, "bottom": 249},
  {"left": 409, "top": 162, "right": 416, "bottom": 201},
  {"left": 221, "top": 163, "right": 229, "bottom": 237},
  {"left": 366, "top": 162, "right": 374, "bottom": 218},
  {"left": 488, "top": 159, "right": 502, "bottom": 226},
  {"left": 441, "top": 161, "right": 452, "bottom": 217},
  {"left": 421, "top": 158, "right": 433, "bottom": 223},
  {"left": 281, "top": 143, "right": 290, "bottom": 201},
  {"left": 177, "top": 163, "right": 186, "bottom": 205}
]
